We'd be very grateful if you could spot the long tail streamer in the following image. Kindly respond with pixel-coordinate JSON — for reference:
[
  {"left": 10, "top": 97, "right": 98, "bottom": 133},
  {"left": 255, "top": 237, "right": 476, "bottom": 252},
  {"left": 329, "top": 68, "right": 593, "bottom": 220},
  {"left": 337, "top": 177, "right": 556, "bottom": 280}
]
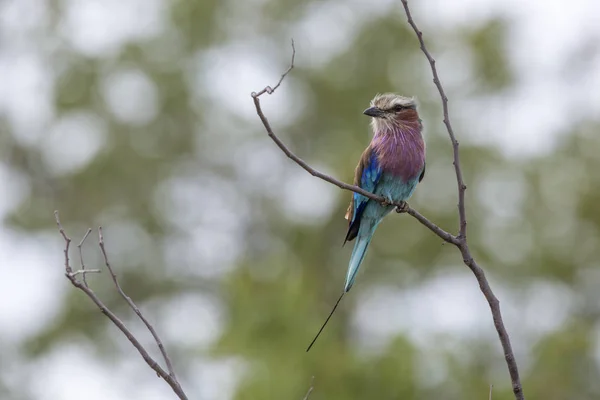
[{"left": 306, "top": 292, "right": 345, "bottom": 352}]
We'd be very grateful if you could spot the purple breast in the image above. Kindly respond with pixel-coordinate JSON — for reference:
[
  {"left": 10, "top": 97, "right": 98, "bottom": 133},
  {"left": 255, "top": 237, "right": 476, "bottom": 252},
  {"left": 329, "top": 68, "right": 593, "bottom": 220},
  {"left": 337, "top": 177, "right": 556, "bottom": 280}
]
[{"left": 373, "top": 125, "right": 425, "bottom": 181}]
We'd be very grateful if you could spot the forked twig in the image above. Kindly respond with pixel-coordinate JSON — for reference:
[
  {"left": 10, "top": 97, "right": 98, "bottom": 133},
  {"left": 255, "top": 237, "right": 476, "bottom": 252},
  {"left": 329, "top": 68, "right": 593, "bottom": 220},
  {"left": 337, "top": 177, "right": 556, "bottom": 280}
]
[
  {"left": 252, "top": 39, "right": 296, "bottom": 98},
  {"left": 77, "top": 228, "right": 92, "bottom": 287},
  {"left": 54, "top": 211, "right": 188, "bottom": 400}
]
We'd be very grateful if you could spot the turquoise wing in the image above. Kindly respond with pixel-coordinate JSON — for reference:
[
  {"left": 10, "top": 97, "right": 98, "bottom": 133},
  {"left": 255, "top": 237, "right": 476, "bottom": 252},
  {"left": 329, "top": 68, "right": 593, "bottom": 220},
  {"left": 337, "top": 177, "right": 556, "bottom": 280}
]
[{"left": 344, "top": 147, "right": 381, "bottom": 244}]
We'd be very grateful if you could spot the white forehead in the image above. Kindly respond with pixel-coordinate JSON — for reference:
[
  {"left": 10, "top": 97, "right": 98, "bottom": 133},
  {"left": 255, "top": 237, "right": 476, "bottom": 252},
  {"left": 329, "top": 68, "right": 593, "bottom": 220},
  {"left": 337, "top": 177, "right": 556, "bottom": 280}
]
[{"left": 371, "top": 93, "right": 416, "bottom": 109}]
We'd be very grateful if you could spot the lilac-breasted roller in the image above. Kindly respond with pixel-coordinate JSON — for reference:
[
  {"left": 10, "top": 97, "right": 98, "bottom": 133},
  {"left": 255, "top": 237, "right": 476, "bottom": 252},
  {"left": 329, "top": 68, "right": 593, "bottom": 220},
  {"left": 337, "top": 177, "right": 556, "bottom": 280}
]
[
  {"left": 343, "top": 93, "right": 426, "bottom": 292},
  {"left": 307, "top": 93, "right": 425, "bottom": 352}
]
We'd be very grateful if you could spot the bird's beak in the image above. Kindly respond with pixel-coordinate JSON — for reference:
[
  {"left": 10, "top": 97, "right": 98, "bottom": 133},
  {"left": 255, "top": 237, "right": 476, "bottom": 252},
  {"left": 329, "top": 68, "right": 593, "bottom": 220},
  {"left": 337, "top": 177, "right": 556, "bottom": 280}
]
[{"left": 363, "top": 107, "right": 384, "bottom": 118}]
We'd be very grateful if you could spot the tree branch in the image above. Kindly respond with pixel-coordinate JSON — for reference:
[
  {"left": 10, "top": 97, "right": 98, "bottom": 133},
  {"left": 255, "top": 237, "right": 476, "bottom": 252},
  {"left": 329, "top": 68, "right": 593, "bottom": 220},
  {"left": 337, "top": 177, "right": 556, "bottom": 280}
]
[
  {"left": 54, "top": 211, "right": 188, "bottom": 400},
  {"left": 251, "top": 22, "right": 524, "bottom": 400},
  {"left": 302, "top": 376, "right": 315, "bottom": 400},
  {"left": 400, "top": 2, "right": 524, "bottom": 398},
  {"left": 399, "top": 1, "right": 467, "bottom": 240},
  {"left": 98, "top": 226, "right": 178, "bottom": 380}
]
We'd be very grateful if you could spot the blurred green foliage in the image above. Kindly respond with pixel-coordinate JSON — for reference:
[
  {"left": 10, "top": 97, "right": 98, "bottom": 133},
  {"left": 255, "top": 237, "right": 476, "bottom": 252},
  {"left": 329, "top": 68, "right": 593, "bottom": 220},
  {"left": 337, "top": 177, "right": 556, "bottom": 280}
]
[{"left": 2, "top": 0, "right": 600, "bottom": 399}]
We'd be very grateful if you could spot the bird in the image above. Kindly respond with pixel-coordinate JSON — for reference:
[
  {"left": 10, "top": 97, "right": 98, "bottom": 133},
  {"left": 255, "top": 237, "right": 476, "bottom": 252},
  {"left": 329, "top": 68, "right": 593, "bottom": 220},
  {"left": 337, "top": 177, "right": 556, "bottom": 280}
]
[
  {"left": 307, "top": 93, "right": 426, "bottom": 352},
  {"left": 343, "top": 92, "right": 426, "bottom": 292}
]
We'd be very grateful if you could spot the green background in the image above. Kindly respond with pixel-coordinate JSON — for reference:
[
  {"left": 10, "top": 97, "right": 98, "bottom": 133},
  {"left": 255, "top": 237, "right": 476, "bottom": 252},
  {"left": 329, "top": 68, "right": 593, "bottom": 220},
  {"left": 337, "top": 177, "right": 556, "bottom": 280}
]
[{"left": 1, "top": 0, "right": 599, "bottom": 399}]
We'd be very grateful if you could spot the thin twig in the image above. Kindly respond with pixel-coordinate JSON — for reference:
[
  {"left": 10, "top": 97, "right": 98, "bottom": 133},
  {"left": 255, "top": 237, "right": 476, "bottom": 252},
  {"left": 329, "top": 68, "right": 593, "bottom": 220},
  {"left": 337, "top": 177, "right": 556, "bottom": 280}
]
[
  {"left": 399, "top": 2, "right": 524, "bottom": 399},
  {"left": 98, "top": 227, "right": 179, "bottom": 381},
  {"left": 251, "top": 30, "right": 523, "bottom": 400},
  {"left": 489, "top": 384, "right": 493, "bottom": 400},
  {"left": 77, "top": 228, "right": 93, "bottom": 287},
  {"left": 69, "top": 268, "right": 101, "bottom": 277},
  {"left": 54, "top": 212, "right": 188, "bottom": 400},
  {"left": 252, "top": 39, "right": 296, "bottom": 98},
  {"left": 399, "top": 1, "right": 467, "bottom": 240},
  {"left": 302, "top": 376, "right": 315, "bottom": 400},
  {"left": 55, "top": 211, "right": 72, "bottom": 275}
]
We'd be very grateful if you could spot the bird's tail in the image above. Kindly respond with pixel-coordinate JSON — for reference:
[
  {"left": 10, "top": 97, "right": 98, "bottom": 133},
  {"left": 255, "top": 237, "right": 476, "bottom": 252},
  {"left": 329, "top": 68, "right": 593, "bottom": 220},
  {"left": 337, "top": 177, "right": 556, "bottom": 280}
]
[{"left": 344, "top": 222, "right": 377, "bottom": 292}]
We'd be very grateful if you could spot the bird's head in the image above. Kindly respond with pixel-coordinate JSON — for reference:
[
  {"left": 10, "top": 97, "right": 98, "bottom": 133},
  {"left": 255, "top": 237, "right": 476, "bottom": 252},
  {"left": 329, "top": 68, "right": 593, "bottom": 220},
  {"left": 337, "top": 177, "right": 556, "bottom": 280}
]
[{"left": 363, "top": 93, "right": 419, "bottom": 130}]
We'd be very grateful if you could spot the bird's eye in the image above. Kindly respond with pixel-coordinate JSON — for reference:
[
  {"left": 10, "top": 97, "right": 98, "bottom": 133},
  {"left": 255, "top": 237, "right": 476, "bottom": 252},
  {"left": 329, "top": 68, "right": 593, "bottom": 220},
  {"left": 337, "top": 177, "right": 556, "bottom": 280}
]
[{"left": 393, "top": 105, "right": 405, "bottom": 112}]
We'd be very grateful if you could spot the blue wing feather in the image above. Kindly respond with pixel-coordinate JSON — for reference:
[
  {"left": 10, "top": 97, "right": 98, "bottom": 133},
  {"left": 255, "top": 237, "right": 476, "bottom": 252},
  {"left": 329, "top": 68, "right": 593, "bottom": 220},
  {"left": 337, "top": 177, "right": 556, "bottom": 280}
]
[
  {"left": 344, "top": 149, "right": 381, "bottom": 245},
  {"left": 351, "top": 151, "right": 381, "bottom": 224}
]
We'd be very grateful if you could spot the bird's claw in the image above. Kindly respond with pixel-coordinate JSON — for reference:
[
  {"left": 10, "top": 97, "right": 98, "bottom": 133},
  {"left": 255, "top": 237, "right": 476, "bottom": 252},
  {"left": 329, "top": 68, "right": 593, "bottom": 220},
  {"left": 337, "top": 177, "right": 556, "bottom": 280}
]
[
  {"left": 381, "top": 196, "right": 394, "bottom": 207},
  {"left": 395, "top": 201, "right": 409, "bottom": 213}
]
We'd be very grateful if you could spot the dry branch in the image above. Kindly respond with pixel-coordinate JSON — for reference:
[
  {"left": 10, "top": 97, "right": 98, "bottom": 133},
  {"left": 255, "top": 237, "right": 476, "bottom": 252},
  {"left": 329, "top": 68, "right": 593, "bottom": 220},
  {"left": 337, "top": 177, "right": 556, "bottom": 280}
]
[
  {"left": 399, "top": 2, "right": 523, "bottom": 398},
  {"left": 54, "top": 211, "right": 188, "bottom": 400},
  {"left": 302, "top": 376, "right": 315, "bottom": 400}
]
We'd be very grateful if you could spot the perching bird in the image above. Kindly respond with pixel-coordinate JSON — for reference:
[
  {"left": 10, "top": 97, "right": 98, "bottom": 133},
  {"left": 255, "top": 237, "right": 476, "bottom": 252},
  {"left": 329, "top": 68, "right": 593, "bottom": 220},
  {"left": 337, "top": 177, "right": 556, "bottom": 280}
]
[
  {"left": 343, "top": 93, "right": 426, "bottom": 292},
  {"left": 307, "top": 93, "right": 426, "bottom": 352}
]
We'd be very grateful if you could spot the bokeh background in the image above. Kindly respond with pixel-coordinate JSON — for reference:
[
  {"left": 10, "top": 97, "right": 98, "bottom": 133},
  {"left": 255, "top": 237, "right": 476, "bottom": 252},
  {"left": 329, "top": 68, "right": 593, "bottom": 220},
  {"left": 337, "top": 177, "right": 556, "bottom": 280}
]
[{"left": 1, "top": 0, "right": 600, "bottom": 399}]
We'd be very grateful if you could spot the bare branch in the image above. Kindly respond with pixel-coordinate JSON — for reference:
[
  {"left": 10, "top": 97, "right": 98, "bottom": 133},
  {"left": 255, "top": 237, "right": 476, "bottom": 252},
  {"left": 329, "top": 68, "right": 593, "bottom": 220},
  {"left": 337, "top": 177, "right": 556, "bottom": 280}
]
[
  {"left": 98, "top": 227, "right": 179, "bottom": 381},
  {"left": 77, "top": 228, "right": 93, "bottom": 287},
  {"left": 54, "top": 211, "right": 188, "bottom": 400},
  {"left": 400, "top": 2, "right": 524, "bottom": 399},
  {"left": 459, "top": 246, "right": 522, "bottom": 398},
  {"left": 302, "top": 376, "right": 315, "bottom": 400},
  {"left": 399, "top": 1, "right": 467, "bottom": 240},
  {"left": 55, "top": 210, "right": 72, "bottom": 276},
  {"left": 69, "top": 268, "right": 101, "bottom": 277},
  {"left": 251, "top": 39, "right": 296, "bottom": 98}
]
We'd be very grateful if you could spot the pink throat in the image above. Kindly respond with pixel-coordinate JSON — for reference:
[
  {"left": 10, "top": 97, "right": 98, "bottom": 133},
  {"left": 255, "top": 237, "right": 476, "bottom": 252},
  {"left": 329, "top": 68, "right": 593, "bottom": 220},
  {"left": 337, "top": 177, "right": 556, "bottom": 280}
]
[{"left": 372, "top": 122, "right": 425, "bottom": 181}]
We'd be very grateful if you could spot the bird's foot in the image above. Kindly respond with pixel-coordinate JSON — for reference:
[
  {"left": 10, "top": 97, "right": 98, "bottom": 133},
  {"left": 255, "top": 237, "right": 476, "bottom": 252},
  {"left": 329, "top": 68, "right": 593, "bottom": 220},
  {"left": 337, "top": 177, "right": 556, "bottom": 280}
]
[
  {"left": 395, "top": 201, "right": 409, "bottom": 213},
  {"left": 381, "top": 195, "right": 395, "bottom": 207}
]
